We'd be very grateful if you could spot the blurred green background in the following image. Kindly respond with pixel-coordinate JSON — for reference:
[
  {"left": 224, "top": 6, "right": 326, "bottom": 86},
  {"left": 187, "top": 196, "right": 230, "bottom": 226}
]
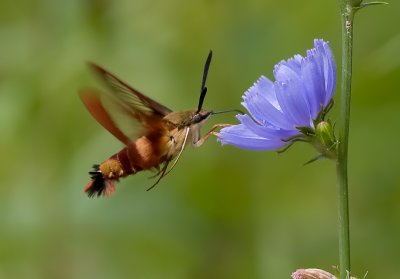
[{"left": 1, "top": 1, "right": 399, "bottom": 278}]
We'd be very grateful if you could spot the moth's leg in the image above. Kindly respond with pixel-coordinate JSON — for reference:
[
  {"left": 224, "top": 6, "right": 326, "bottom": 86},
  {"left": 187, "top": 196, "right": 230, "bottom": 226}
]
[
  {"left": 193, "top": 124, "right": 232, "bottom": 147},
  {"left": 147, "top": 160, "right": 170, "bottom": 191},
  {"left": 163, "top": 127, "right": 189, "bottom": 177}
]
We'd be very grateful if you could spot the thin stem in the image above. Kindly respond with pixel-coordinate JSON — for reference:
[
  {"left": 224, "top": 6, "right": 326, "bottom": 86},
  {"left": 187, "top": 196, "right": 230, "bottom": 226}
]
[{"left": 336, "top": 1, "right": 355, "bottom": 278}]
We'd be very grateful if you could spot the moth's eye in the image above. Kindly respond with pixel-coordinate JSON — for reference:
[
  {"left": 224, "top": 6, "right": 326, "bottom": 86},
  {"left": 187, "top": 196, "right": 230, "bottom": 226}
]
[{"left": 193, "top": 113, "right": 202, "bottom": 123}]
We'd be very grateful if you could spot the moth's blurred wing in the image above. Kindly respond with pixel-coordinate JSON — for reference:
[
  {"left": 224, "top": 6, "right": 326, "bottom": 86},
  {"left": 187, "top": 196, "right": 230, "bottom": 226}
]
[{"left": 80, "top": 64, "right": 173, "bottom": 144}]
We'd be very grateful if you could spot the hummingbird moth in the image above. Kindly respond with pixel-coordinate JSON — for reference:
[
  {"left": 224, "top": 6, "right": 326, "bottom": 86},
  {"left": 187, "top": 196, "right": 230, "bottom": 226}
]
[{"left": 80, "top": 51, "right": 232, "bottom": 197}]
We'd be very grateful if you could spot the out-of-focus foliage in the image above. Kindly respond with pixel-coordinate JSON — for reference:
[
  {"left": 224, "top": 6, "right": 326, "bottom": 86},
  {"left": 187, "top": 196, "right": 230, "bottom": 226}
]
[{"left": 0, "top": 1, "right": 399, "bottom": 278}]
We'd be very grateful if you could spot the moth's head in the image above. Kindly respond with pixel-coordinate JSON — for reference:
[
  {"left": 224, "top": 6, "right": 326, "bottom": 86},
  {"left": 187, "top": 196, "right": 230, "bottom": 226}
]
[
  {"left": 192, "top": 109, "right": 212, "bottom": 124},
  {"left": 163, "top": 109, "right": 212, "bottom": 127}
]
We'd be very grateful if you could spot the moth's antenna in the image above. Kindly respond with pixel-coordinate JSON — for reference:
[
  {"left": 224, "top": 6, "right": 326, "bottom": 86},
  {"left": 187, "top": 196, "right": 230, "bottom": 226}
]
[{"left": 197, "top": 50, "right": 213, "bottom": 113}]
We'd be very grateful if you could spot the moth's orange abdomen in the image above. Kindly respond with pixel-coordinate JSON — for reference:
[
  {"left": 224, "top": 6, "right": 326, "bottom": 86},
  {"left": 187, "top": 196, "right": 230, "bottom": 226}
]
[{"left": 84, "top": 134, "right": 170, "bottom": 197}]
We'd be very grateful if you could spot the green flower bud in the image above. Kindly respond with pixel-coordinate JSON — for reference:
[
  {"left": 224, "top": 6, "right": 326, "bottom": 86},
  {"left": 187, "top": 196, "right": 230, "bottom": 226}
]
[
  {"left": 316, "top": 121, "right": 336, "bottom": 148},
  {"left": 313, "top": 121, "right": 337, "bottom": 159}
]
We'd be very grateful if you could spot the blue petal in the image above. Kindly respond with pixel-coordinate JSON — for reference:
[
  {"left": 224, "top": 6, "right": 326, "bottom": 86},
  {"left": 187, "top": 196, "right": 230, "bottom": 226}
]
[
  {"left": 242, "top": 76, "right": 293, "bottom": 129},
  {"left": 273, "top": 55, "right": 303, "bottom": 82},
  {"left": 302, "top": 39, "right": 336, "bottom": 118},
  {"left": 314, "top": 39, "right": 336, "bottom": 106},
  {"left": 218, "top": 124, "right": 288, "bottom": 150},
  {"left": 301, "top": 51, "right": 325, "bottom": 119},
  {"left": 237, "top": 114, "right": 299, "bottom": 140},
  {"left": 274, "top": 79, "right": 313, "bottom": 127}
]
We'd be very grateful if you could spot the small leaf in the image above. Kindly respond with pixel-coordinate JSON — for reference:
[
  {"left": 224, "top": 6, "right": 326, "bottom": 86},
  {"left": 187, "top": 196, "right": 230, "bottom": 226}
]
[
  {"left": 303, "top": 154, "right": 326, "bottom": 165},
  {"left": 357, "top": 1, "right": 388, "bottom": 10}
]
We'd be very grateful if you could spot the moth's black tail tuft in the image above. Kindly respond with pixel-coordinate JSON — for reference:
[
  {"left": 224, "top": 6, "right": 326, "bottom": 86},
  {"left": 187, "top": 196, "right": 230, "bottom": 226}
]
[
  {"left": 84, "top": 164, "right": 116, "bottom": 198},
  {"left": 84, "top": 165, "right": 106, "bottom": 198}
]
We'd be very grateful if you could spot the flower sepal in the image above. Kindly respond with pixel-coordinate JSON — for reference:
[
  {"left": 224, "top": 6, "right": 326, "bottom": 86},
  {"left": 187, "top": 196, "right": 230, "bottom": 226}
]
[
  {"left": 296, "top": 126, "right": 316, "bottom": 137},
  {"left": 314, "top": 99, "right": 334, "bottom": 125},
  {"left": 280, "top": 119, "right": 337, "bottom": 161},
  {"left": 278, "top": 121, "right": 337, "bottom": 161}
]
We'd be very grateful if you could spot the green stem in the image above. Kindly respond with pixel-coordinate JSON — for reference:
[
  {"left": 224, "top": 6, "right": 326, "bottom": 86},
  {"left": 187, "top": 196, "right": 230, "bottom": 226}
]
[{"left": 336, "top": 1, "right": 355, "bottom": 278}]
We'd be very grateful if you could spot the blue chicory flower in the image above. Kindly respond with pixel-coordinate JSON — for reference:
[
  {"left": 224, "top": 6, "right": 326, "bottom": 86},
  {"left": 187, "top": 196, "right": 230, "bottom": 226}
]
[{"left": 218, "top": 39, "right": 336, "bottom": 151}]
